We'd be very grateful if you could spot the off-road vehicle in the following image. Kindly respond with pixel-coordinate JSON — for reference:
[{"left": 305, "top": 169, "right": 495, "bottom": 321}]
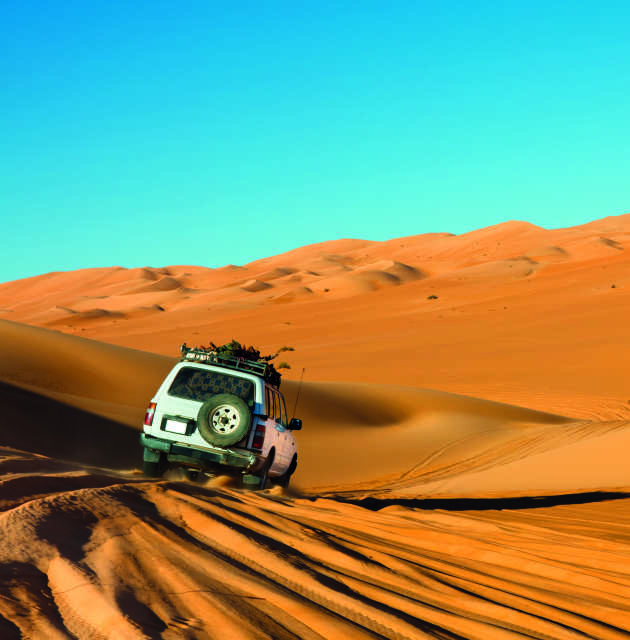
[{"left": 140, "top": 344, "right": 301, "bottom": 488}]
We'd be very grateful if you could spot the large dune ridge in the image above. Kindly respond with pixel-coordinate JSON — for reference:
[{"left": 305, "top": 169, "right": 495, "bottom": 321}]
[{"left": 1, "top": 213, "right": 630, "bottom": 637}]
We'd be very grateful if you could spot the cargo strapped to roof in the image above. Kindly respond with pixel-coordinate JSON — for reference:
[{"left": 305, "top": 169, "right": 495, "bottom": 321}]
[{"left": 179, "top": 344, "right": 281, "bottom": 387}]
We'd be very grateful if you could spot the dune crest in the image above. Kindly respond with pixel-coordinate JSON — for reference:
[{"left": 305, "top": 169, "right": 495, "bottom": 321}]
[
  {"left": 599, "top": 236, "right": 624, "bottom": 250},
  {"left": 270, "top": 286, "right": 314, "bottom": 303},
  {"left": 128, "top": 276, "right": 183, "bottom": 294},
  {"left": 240, "top": 279, "right": 274, "bottom": 293},
  {"left": 257, "top": 266, "right": 298, "bottom": 281}
]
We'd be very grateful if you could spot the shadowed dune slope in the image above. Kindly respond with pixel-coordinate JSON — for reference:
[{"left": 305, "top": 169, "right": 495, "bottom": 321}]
[{"left": 0, "top": 380, "right": 141, "bottom": 468}]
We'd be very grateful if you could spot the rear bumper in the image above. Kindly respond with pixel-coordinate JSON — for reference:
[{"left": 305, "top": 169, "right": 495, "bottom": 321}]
[{"left": 140, "top": 433, "right": 258, "bottom": 471}]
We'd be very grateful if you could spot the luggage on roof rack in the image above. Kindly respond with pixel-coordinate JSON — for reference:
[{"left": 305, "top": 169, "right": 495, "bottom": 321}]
[{"left": 179, "top": 343, "right": 282, "bottom": 388}]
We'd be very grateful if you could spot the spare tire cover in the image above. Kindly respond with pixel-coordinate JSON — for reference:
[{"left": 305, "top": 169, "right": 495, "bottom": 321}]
[{"left": 196, "top": 393, "right": 252, "bottom": 446}]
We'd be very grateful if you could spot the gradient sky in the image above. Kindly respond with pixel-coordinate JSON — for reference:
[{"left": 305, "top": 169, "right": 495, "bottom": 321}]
[{"left": 2, "top": 1, "right": 629, "bottom": 283}]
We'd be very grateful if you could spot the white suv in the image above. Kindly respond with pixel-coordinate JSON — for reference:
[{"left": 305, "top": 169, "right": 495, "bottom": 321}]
[{"left": 140, "top": 346, "right": 301, "bottom": 488}]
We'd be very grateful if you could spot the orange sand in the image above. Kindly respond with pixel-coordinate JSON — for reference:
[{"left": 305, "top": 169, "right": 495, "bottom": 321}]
[{"left": 0, "top": 214, "right": 629, "bottom": 637}]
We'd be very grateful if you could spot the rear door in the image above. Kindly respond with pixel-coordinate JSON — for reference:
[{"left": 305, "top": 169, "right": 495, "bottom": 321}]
[{"left": 158, "top": 365, "right": 256, "bottom": 447}]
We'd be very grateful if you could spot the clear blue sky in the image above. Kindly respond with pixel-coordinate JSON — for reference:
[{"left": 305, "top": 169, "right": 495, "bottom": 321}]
[{"left": 2, "top": 1, "right": 629, "bottom": 283}]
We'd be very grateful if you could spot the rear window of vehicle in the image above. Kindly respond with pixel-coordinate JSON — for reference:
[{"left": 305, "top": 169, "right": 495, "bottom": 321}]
[{"left": 168, "top": 367, "right": 255, "bottom": 407}]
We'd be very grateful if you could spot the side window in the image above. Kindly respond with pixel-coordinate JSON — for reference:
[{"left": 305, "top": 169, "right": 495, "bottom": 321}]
[
  {"left": 273, "top": 391, "right": 283, "bottom": 423},
  {"left": 279, "top": 394, "right": 288, "bottom": 426},
  {"left": 265, "top": 387, "right": 274, "bottom": 418}
]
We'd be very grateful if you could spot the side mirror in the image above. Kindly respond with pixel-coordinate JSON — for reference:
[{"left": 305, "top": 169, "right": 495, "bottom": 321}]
[{"left": 289, "top": 418, "right": 302, "bottom": 431}]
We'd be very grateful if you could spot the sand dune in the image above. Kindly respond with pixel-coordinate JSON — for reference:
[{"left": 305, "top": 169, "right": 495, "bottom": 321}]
[
  {"left": 129, "top": 276, "right": 183, "bottom": 294},
  {"left": 352, "top": 270, "right": 402, "bottom": 290},
  {"left": 1, "top": 214, "right": 630, "bottom": 637},
  {"left": 101, "top": 266, "right": 165, "bottom": 284},
  {"left": 257, "top": 267, "right": 298, "bottom": 281},
  {"left": 46, "top": 308, "right": 128, "bottom": 325},
  {"left": 599, "top": 236, "right": 624, "bottom": 250},
  {"left": 240, "top": 279, "right": 274, "bottom": 293},
  {"left": 524, "top": 245, "right": 569, "bottom": 262},
  {"left": 443, "top": 255, "right": 539, "bottom": 283},
  {"left": 367, "top": 259, "right": 427, "bottom": 281},
  {"left": 270, "top": 286, "right": 314, "bottom": 303},
  {"left": 304, "top": 261, "right": 424, "bottom": 296},
  {"left": 0, "top": 319, "right": 172, "bottom": 409}
]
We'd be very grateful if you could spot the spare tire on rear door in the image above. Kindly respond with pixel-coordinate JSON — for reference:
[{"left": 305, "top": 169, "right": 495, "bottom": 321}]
[{"left": 196, "top": 393, "right": 252, "bottom": 446}]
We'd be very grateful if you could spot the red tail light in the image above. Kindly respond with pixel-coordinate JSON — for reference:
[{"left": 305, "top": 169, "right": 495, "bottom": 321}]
[
  {"left": 252, "top": 424, "right": 266, "bottom": 450},
  {"left": 144, "top": 402, "right": 157, "bottom": 426}
]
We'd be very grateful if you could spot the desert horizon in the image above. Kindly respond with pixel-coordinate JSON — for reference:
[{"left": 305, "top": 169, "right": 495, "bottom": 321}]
[{"left": 1, "top": 213, "right": 629, "bottom": 637}]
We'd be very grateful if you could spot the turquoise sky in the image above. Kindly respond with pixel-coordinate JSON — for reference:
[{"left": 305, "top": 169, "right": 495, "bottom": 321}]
[{"left": 2, "top": 1, "right": 629, "bottom": 283}]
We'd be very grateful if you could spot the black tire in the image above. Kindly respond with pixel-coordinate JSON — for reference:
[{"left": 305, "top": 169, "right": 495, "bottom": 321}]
[
  {"left": 181, "top": 468, "right": 209, "bottom": 483},
  {"left": 183, "top": 468, "right": 200, "bottom": 482},
  {"left": 257, "top": 450, "right": 274, "bottom": 490},
  {"left": 196, "top": 393, "right": 252, "bottom": 447},
  {"left": 275, "top": 454, "right": 297, "bottom": 488},
  {"left": 143, "top": 458, "right": 165, "bottom": 478}
]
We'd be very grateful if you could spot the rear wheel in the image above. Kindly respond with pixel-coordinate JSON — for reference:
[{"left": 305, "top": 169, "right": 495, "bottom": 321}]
[
  {"left": 183, "top": 468, "right": 199, "bottom": 482},
  {"left": 275, "top": 454, "right": 297, "bottom": 488},
  {"left": 142, "top": 448, "right": 167, "bottom": 478},
  {"left": 257, "top": 450, "right": 274, "bottom": 490},
  {"left": 142, "top": 457, "right": 166, "bottom": 478}
]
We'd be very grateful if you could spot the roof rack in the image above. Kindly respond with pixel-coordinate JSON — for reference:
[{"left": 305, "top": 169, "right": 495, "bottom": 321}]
[{"left": 179, "top": 344, "right": 281, "bottom": 387}]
